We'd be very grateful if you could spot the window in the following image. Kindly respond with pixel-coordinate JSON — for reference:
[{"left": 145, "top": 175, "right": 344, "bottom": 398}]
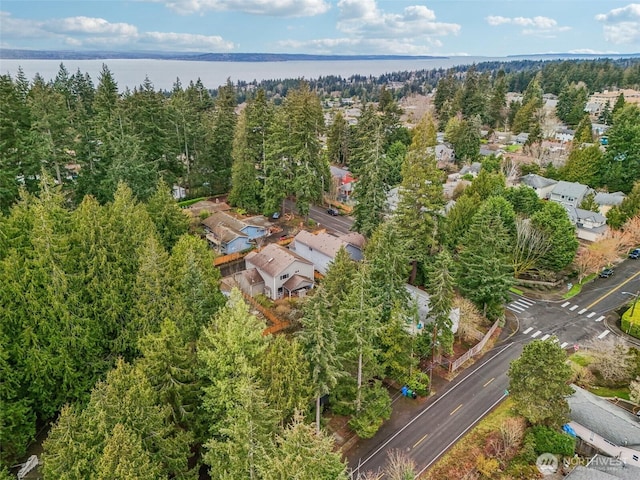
[{"left": 280, "top": 273, "right": 290, "bottom": 281}]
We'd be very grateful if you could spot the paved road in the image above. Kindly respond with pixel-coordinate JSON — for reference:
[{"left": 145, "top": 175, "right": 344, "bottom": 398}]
[
  {"left": 348, "top": 257, "right": 640, "bottom": 478},
  {"left": 284, "top": 199, "right": 354, "bottom": 235}
]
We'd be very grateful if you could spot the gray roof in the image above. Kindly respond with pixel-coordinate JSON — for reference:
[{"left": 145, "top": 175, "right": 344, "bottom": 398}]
[
  {"left": 552, "top": 180, "right": 590, "bottom": 199},
  {"left": 594, "top": 191, "right": 626, "bottom": 207},
  {"left": 202, "top": 211, "right": 249, "bottom": 233},
  {"left": 567, "top": 456, "right": 640, "bottom": 480},
  {"left": 563, "top": 205, "right": 606, "bottom": 225},
  {"left": 568, "top": 385, "right": 640, "bottom": 447},
  {"left": 520, "top": 174, "right": 558, "bottom": 189},
  {"left": 459, "top": 162, "right": 482, "bottom": 175},
  {"left": 292, "top": 230, "right": 352, "bottom": 259},
  {"left": 245, "top": 243, "right": 312, "bottom": 278}
]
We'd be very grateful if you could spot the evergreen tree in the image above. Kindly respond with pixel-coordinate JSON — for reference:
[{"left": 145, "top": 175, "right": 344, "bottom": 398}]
[
  {"left": 487, "top": 70, "right": 507, "bottom": 129},
  {"left": 457, "top": 202, "right": 514, "bottom": 318},
  {"left": 260, "top": 412, "right": 348, "bottom": 480},
  {"left": 145, "top": 178, "right": 190, "bottom": 251},
  {"left": 573, "top": 113, "right": 594, "bottom": 145},
  {"left": 326, "top": 110, "right": 350, "bottom": 166},
  {"left": 530, "top": 201, "right": 579, "bottom": 272},
  {"left": 394, "top": 114, "right": 444, "bottom": 282},
  {"left": 443, "top": 192, "right": 481, "bottom": 251},
  {"left": 445, "top": 115, "right": 481, "bottom": 163},
  {"left": 425, "top": 250, "right": 455, "bottom": 356},
  {"left": 508, "top": 340, "right": 573, "bottom": 427},
  {"left": 351, "top": 108, "right": 388, "bottom": 237},
  {"left": 299, "top": 295, "right": 343, "bottom": 432},
  {"left": 559, "top": 144, "right": 603, "bottom": 186},
  {"left": 601, "top": 104, "right": 640, "bottom": 193}
]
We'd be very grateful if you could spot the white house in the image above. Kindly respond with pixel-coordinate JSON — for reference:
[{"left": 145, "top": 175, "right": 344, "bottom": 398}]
[
  {"left": 289, "top": 230, "right": 365, "bottom": 275},
  {"left": 519, "top": 174, "right": 558, "bottom": 200},
  {"left": 563, "top": 205, "right": 608, "bottom": 242},
  {"left": 405, "top": 284, "right": 460, "bottom": 334},
  {"left": 549, "top": 181, "right": 593, "bottom": 208},
  {"left": 242, "top": 243, "right": 314, "bottom": 300}
]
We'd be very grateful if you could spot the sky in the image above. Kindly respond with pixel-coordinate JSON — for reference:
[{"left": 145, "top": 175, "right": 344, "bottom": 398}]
[{"left": 1, "top": 0, "right": 640, "bottom": 57}]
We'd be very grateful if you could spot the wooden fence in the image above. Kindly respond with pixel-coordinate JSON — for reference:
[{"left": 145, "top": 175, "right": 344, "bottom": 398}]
[
  {"left": 449, "top": 319, "right": 501, "bottom": 373},
  {"left": 241, "top": 292, "right": 291, "bottom": 336}
]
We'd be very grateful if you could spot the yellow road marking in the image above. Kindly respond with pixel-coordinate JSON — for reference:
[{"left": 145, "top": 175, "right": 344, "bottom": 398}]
[
  {"left": 450, "top": 404, "right": 463, "bottom": 416},
  {"left": 483, "top": 377, "right": 495, "bottom": 387},
  {"left": 586, "top": 270, "right": 640, "bottom": 310},
  {"left": 413, "top": 433, "right": 429, "bottom": 449}
]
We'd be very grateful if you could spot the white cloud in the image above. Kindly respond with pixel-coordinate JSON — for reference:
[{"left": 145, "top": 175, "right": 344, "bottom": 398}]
[
  {"left": 595, "top": 3, "right": 640, "bottom": 44},
  {"left": 150, "top": 0, "right": 330, "bottom": 16},
  {"left": 278, "top": 36, "right": 444, "bottom": 56},
  {"left": 485, "top": 14, "right": 569, "bottom": 38},
  {"left": 142, "top": 32, "right": 234, "bottom": 51},
  {"left": 336, "top": 0, "right": 460, "bottom": 39},
  {"left": 47, "top": 17, "right": 138, "bottom": 36},
  {"left": 0, "top": 11, "right": 235, "bottom": 52}
]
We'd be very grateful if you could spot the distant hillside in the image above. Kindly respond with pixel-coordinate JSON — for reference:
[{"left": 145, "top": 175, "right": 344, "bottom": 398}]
[
  {"left": 507, "top": 52, "right": 640, "bottom": 59},
  {"left": 0, "top": 49, "right": 446, "bottom": 62}
]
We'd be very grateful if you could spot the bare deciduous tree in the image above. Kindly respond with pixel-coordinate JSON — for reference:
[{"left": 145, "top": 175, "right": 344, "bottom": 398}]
[
  {"left": 383, "top": 449, "right": 416, "bottom": 480},
  {"left": 454, "top": 296, "right": 486, "bottom": 343},
  {"left": 584, "top": 337, "right": 634, "bottom": 385},
  {"left": 512, "top": 217, "right": 551, "bottom": 278}
]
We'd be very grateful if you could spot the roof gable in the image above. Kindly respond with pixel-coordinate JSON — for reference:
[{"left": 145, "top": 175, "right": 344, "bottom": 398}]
[{"left": 246, "top": 243, "right": 312, "bottom": 277}]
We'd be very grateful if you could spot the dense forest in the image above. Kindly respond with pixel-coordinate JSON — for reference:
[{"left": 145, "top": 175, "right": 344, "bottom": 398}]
[{"left": 2, "top": 57, "right": 640, "bottom": 478}]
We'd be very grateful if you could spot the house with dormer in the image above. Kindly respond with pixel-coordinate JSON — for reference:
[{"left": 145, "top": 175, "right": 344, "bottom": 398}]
[
  {"left": 240, "top": 243, "right": 314, "bottom": 300},
  {"left": 289, "top": 230, "right": 365, "bottom": 275},
  {"left": 563, "top": 205, "right": 608, "bottom": 242},
  {"left": 549, "top": 181, "right": 593, "bottom": 208},
  {"left": 519, "top": 174, "right": 558, "bottom": 200},
  {"left": 202, "top": 211, "right": 270, "bottom": 254}
]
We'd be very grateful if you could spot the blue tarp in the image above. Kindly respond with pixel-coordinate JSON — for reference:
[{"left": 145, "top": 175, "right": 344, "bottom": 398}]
[{"left": 562, "top": 424, "right": 577, "bottom": 437}]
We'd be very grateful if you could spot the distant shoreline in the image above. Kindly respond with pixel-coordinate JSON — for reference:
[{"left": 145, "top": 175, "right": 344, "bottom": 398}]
[{"left": 0, "top": 49, "right": 448, "bottom": 62}]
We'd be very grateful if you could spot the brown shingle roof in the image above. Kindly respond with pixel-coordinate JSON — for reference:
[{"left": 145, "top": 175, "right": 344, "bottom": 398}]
[{"left": 246, "top": 243, "right": 312, "bottom": 277}]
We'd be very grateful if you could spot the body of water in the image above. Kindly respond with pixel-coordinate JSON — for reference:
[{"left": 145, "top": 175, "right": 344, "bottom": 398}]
[{"left": 1, "top": 56, "right": 537, "bottom": 91}]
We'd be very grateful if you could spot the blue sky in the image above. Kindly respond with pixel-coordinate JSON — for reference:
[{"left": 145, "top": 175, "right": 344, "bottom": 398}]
[{"left": 1, "top": 0, "right": 639, "bottom": 56}]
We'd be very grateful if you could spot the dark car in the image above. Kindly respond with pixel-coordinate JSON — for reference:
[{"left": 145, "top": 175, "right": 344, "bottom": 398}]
[
  {"left": 630, "top": 248, "right": 640, "bottom": 259},
  {"left": 327, "top": 207, "right": 339, "bottom": 216},
  {"left": 599, "top": 268, "right": 614, "bottom": 278}
]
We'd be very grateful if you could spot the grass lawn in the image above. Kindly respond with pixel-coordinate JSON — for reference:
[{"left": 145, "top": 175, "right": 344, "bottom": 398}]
[
  {"left": 509, "top": 286, "right": 524, "bottom": 295},
  {"left": 568, "top": 352, "right": 593, "bottom": 367},
  {"left": 563, "top": 274, "right": 596, "bottom": 299},
  {"left": 505, "top": 144, "right": 520, "bottom": 153},
  {"left": 588, "top": 385, "right": 630, "bottom": 401}
]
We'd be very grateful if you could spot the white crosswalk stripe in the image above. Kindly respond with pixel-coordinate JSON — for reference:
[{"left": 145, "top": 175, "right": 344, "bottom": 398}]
[
  {"left": 507, "top": 296, "right": 535, "bottom": 314},
  {"left": 587, "top": 312, "right": 596, "bottom": 318},
  {"left": 561, "top": 301, "right": 570, "bottom": 307},
  {"left": 541, "top": 334, "right": 551, "bottom": 341},
  {"left": 507, "top": 304, "right": 525, "bottom": 313},
  {"left": 560, "top": 342, "right": 569, "bottom": 348},
  {"left": 595, "top": 316, "right": 605, "bottom": 322},
  {"left": 597, "top": 330, "right": 610, "bottom": 339},
  {"left": 531, "top": 330, "right": 542, "bottom": 338},
  {"left": 515, "top": 298, "right": 535, "bottom": 307},
  {"left": 569, "top": 305, "right": 579, "bottom": 311},
  {"left": 578, "top": 308, "right": 587, "bottom": 314},
  {"left": 523, "top": 327, "right": 533, "bottom": 334}
]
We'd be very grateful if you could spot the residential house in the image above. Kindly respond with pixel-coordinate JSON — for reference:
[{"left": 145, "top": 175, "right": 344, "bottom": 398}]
[
  {"left": 202, "top": 211, "right": 270, "bottom": 254},
  {"left": 241, "top": 243, "right": 314, "bottom": 300},
  {"left": 172, "top": 185, "right": 187, "bottom": 200},
  {"left": 431, "top": 144, "right": 455, "bottom": 163},
  {"left": 289, "top": 230, "right": 365, "bottom": 275},
  {"left": 519, "top": 174, "right": 558, "bottom": 200},
  {"left": 563, "top": 205, "right": 608, "bottom": 242},
  {"left": 405, "top": 284, "right": 460, "bottom": 334},
  {"left": 592, "top": 123, "right": 610, "bottom": 137},
  {"left": 330, "top": 165, "right": 356, "bottom": 201},
  {"left": 567, "top": 384, "right": 640, "bottom": 468},
  {"left": 549, "top": 181, "right": 593, "bottom": 208},
  {"left": 555, "top": 128, "right": 576, "bottom": 143},
  {"left": 594, "top": 191, "right": 626, "bottom": 216},
  {"left": 187, "top": 199, "right": 231, "bottom": 217},
  {"left": 459, "top": 162, "right": 482, "bottom": 177},
  {"left": 566, "top": 455, "right": 640, "bottom": 479},
  {"left": 514, "top": 132, "right": 529, "bottom": 145}
]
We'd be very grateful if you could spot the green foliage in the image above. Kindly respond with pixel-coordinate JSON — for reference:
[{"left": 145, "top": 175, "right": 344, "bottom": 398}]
[
  {"left": 348, "top": 381, "right": 392, "bottom": 439},
  {"left": 146, "top": 178, "right": 190, "bottom": 251},
  {"left": 457, "top": 199, "right": 514, "bottom": 318},
  {"left": 530, "top": 202, "right": 579, "bottom": 272},
  {"left": 573, "top": 114, "right": 594, "bottom": 144},
  {"left": 556, "top": 83, "right": 588, "bottom": 127},
  {"left": 406, "top": 371, "right": 431, "bottom": 397},
  {"left": 531, "top": 425, "right": 576, "bottom": 456},
  {"left": 425, "top": 250, "right": 456, "bottom": 355},
  {"left": 463, "top": 170, "right": 506, "bottom": 201},
  {"left": 621, "top": 304, "right": 640, "bottom": 339},
  {"left": 601, "top": 104, "right": 640, "bottom": 193},
  {"left": 559, "top": 144, "right": 603, "bottom": 186},
  {"left": 503, "top": 185, "right": 542, "bottom": 216},
  {"left": 445, "top": 115, "right": 481, "bottom": 163},
  {"left": 259, "top": 412, "right": 348, "bottom": 480},
  {"left": 606, "top": 180, "right": 640, "bottom": 229},
  {"left": 508, "top": 340, "right": 573, "bottom": 427}
]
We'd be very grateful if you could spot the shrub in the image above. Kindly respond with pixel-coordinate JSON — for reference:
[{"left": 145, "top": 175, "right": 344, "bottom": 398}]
[
  {"left": 531, "top": 425, "right": 575, "bottom": 456},
  {"left": 621, "top": 306, "right": 640, "bottom": 339},
  {"left": 348, "top": 382, "right": 392, "bottom": 439},
  {"left": 406, "top": 371, "right": 430, "bottom": 397}
]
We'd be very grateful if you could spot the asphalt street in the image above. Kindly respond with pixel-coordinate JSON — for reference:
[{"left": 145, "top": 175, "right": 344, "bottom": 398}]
[{"left": 347, "top": 256, "right": 640, "bottom": 479}]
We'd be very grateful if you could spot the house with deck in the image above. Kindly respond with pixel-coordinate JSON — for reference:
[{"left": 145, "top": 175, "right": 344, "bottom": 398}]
[
  {"left": 239, "top": 243, "right": 314, "bottom": 300},
  {"left": 289, "top": 230, "right": 365, "bottom": 275},
  {"left": 202, "top": 211, "right": 270, "bottom": 254}
]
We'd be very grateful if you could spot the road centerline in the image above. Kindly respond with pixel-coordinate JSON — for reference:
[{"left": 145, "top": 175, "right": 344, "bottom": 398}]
[
  {"left": 412, "top": 433, "right": 429, "bottom": 449},
  {"left": 586, "top": 270, "right": 640, "bottom": 310},
  {"left": 483, "top": 377, "right": 495, "bottom": 387},
  {"left": 450, "top": 404, "right": 463, "bottom": 416}
]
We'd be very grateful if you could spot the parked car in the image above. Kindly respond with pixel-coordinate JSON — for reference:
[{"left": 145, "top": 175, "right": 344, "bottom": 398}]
[
  {"left": 327, "top": 207, "right": 339, "bottom": 216},
  {"left": 271, "top": 212, "right": 280, "bottom": 220},
  {"left": 629, "top": 248, "right": 640, "bottom": 259},
  {"left": 599, "top": 268, "right": 614, "bottom": 278}
]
